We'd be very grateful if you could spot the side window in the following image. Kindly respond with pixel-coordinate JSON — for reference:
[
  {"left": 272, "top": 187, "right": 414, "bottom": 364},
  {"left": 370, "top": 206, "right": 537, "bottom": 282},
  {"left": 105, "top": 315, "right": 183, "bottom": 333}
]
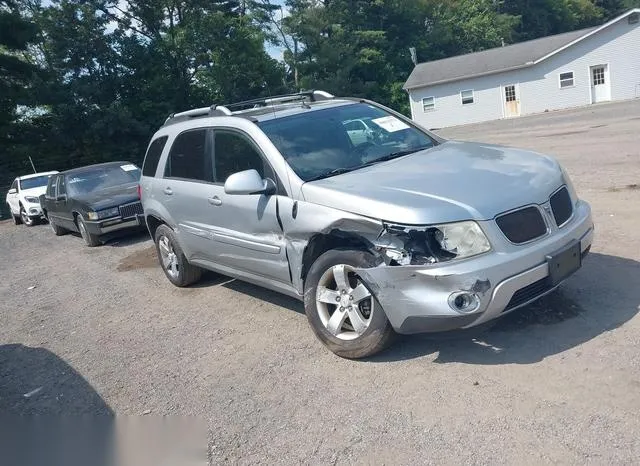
[
  {"left": 213, "top": 130, "right": 274, "bottom": 184},
  {"left": 164, "top": 129, "right": 212, "bottom": 182},
  {"left": 10, "top": 179, "right": 18, "bottom": 191},
  {"left": 46, "top": 176, "right": 57, "bottom": 198},
  {"left": 57, "top": 175, "right": 66, "bottom": 195},
  {"left": 142, "top": 136, "right": 168, "bottom": 177}
]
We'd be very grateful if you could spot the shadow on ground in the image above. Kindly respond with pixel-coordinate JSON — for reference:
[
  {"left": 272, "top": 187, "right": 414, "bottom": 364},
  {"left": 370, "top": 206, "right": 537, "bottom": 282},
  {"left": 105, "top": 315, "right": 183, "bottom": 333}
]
[
  {"left": 369, "top": 252, "right": 640, "bottom": 364},
  {"left": 0, "top": 344, "right": 113, "bottom": 415}
]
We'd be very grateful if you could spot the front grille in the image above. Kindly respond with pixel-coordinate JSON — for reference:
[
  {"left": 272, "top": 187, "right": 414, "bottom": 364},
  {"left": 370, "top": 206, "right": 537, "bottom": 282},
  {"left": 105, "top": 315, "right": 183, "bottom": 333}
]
[
  {"left": 504, "top": 277, "right": 553, "bottom": 312},
  {"left": 496, "top": 206, "right": 547, "bottom": 244},
  {"left": 119, "top": 201, "right": 143, "bottom": 218},
  {"left": 550, "top": 186, "right": 573, "bottom": 227}
]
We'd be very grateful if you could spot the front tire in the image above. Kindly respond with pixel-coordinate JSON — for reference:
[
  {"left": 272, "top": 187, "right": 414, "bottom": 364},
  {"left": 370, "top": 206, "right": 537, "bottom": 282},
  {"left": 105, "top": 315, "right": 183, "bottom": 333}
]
[
  {"left": 20, "top": 206, "right": 37, "bottom": 227},
  {"left": 304, "top": 249, "right": 395, "bottom": 359},
  {"left": 154, "top": 224, "right": 202, "bottom": 287},
  {"left": 76, "top": 216, "right": 101, "bottom": 247}
]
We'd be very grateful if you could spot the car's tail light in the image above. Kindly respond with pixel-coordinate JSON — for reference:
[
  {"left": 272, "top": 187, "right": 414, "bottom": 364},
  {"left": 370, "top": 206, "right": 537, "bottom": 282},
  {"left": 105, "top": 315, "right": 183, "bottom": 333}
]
[{"left": 137, "top": 184, "right": 142, "bottom": 200}]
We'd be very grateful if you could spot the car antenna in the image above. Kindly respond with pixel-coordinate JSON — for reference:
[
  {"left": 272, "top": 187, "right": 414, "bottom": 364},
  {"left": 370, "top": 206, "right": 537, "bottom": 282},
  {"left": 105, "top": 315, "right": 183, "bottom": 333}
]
[{"left": 28, "top": 156, "right": 37, "bottom": 173}]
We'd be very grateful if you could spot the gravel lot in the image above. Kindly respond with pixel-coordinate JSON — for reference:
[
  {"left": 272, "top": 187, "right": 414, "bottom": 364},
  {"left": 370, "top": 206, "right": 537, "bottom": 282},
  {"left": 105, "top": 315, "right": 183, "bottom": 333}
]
[{"left": 1, "top": 100, "right": 640, "bottom": 464}]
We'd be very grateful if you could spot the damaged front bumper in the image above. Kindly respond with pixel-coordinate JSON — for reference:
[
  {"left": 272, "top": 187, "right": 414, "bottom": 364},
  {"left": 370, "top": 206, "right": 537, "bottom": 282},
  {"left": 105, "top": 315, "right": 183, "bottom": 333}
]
[{"left": 358, "top": 200, "right": 594, "bottom": 334}]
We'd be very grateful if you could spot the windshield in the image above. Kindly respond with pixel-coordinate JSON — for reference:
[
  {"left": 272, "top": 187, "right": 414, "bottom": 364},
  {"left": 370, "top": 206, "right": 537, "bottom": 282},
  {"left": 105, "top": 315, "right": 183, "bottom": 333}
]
[
  {"left": 19, "top": 175, "right": 52, "bottom": 190},
  {"left": 66, "top": 164, "right": 140, "bottom": 197},
  {"left": 257, "top": 103, "right": 437, "bottom": 181}
]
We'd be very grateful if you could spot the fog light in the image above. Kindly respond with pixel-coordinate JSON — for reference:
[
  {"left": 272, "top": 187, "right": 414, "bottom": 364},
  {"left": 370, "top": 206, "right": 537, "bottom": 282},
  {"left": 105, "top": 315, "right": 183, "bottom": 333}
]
[{"left": 448, "top": 291, "right": 480, "bottom": 314}]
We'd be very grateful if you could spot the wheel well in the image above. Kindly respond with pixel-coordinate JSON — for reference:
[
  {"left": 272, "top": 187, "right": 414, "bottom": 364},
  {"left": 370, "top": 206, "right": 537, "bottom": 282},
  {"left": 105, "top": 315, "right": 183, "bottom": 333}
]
[
  {"left": 145, "top": 215, "right": 164, "bottom": 239},
  {"left": 300, "top": 230, "right": 374, "bottom": 283}
]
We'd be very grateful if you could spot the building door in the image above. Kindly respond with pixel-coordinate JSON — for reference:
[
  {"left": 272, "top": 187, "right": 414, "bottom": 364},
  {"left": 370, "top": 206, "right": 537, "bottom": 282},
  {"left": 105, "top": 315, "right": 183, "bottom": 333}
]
[
  {"left": 590, "top": 65, "right": 611, "bottom": 103},
  {"left": 503, "top": 84, "right": 520, "bottom": 117}
]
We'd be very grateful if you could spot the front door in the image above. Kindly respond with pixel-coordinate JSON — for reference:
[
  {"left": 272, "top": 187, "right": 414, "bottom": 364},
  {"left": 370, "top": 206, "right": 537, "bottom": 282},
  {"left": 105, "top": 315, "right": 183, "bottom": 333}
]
[
  {"left": 590, "top": 65, "right": 611, "bottom": 103},
  {"left": 207, "top": 129, "right": 290, "bottom": 284},
  {"left": 503, "top": 84, "right": 520, "bottom": 118}
]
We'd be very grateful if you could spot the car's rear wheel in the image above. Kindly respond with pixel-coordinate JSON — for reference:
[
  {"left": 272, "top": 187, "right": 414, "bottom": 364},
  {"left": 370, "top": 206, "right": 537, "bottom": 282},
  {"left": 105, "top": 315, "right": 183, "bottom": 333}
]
[
  {"left": 304, "top": 249, "right": 395, "bottom": 359},
  {"left": 9, "top": 204, "right": 22, "bottom": 225},
  {"left": 49, "top": 217, "right": 67, "bottom": 236},
  {"left": 20, "top": 205, "right": 36, "bottom": 227},
  {"left": 154, "top": 224, "right": 202, "bottom": 287},
  {"left": 76, "top": 216, "right": 101, "bottom": 247}
]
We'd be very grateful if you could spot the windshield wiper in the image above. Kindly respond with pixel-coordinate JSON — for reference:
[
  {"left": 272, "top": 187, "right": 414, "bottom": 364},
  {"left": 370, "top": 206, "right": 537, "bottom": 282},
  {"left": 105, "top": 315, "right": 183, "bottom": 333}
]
[
  {"left": 359, "top": 146, "right": 432, "bottom": 168},
  {"left": 305, "top": 167, "right": 361, "bottom": 182},
  {"left": 304, "top": 146, "right": 432, "bottom": 182}
]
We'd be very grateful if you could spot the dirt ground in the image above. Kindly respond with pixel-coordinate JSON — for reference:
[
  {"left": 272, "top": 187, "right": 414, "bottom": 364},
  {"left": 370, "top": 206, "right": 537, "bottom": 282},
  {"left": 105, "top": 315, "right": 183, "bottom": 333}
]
[{"left": 1, "top": 100, "right": 640, "bottom": 464}]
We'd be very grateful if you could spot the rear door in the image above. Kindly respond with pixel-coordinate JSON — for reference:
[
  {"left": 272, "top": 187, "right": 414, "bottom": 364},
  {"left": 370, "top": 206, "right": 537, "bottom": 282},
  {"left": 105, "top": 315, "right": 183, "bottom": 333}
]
[
  {"left": 160, "top": 128, "right": 221, "bottom": 261},
  {"left": 7, "top": 179, "right": 19, "bottom": 214},
  {"left": 205, "top": 129, "right": 290, "bottom": 284}
]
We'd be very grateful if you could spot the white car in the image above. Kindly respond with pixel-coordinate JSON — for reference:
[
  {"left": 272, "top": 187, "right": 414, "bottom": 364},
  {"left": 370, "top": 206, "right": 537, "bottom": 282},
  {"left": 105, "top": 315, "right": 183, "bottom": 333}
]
[{"left": 5, "top": 171, "right": 59, "bottom": 226}]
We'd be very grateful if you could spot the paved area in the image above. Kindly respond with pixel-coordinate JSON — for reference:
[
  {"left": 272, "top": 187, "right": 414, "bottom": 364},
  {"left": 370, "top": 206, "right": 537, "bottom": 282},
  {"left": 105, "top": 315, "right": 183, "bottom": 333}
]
[{"left": 1, "top": 100, "right": 640, "bottom": 464}]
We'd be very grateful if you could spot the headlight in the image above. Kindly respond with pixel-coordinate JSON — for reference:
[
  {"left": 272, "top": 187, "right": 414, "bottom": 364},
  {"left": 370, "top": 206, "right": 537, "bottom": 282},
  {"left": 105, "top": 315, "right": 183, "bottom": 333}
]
[
  {"left": 433, "top": 221, "right": 491, "bottom": 258},
  {"left": 24, "top": 196, "right": 40, "bottom": 204},
  {"left": 87, "top": 207, "right": 120, "bottom": 221},
  {"left": 379, "top": 221, "right": 491, "bottom": 265}
]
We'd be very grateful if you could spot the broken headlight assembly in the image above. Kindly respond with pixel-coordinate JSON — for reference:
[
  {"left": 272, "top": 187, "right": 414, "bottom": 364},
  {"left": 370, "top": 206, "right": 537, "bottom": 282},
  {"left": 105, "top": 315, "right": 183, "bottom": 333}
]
[{"left": 378, "top": 221, "right": 491, "bottom": 266}]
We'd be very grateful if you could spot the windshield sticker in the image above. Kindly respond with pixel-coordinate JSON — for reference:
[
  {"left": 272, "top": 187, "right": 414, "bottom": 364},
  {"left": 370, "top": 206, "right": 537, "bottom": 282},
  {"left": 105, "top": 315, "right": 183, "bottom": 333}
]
[
  {"left": 371, "top": 116, "right": 410, "bottom": 133},
  {"left": 120, "top": 164, "right": 138, "bottom": 172}
]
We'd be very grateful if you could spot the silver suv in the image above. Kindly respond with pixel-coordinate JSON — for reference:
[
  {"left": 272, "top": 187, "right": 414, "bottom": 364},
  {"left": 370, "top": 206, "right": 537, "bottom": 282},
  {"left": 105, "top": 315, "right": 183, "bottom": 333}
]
[{"left": 140, "top": 91, "right": 594, "bottom": 359}]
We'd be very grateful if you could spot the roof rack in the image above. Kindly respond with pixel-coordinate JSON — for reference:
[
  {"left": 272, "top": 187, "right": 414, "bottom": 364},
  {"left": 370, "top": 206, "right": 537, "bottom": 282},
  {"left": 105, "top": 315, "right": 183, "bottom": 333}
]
[{"left": 163, "top": 90, "right": 335, "bottom": 127}]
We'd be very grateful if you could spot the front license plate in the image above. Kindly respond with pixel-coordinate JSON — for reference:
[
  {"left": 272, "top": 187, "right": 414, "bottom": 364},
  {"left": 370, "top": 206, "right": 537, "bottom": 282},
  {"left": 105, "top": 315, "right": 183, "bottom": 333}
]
[{"left": 546, "top": 240, "right": 581, "bottom": 286}]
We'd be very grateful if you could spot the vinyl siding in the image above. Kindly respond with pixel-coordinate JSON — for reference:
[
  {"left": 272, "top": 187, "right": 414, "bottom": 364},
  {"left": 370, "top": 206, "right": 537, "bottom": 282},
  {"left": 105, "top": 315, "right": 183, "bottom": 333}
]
[{"left": 409, "top": 16, "right": 640, "bottom": 129}]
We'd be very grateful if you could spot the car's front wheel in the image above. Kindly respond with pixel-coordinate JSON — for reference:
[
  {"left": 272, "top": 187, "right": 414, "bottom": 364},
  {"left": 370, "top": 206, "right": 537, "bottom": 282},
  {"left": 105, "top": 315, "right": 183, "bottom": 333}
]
[
  {"left": 20, "top": 206, "right": 37, "bottom": 227},
  {"left": 154, "top": 224, "right": 202, "bottom": 287},
  {"left": 76, "top": 216, "right": 101, "bottom": 247},
  {"left": 304, "top": 249, "right": 395, "bottom": 359}
]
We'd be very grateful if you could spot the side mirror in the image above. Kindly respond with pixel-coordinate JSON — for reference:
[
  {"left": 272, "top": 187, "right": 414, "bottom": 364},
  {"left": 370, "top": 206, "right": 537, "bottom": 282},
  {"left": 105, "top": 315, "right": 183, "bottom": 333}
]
[
  {"left": 8, "top": 188, "right": 17, "bottom": 195},
  {"left": 224, "top": 169, "right": 276, "bottom": 196}
]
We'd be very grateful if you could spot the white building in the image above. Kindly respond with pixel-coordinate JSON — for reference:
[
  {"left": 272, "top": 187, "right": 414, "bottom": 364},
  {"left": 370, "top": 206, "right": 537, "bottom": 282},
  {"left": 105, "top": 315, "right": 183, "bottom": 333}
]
[{"left": 404, "top": 9, "right": 640, "bottom": 129}]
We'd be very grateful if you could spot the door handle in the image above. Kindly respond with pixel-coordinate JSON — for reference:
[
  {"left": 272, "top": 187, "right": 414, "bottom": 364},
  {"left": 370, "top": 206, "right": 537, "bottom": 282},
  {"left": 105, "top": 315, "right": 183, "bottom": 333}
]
[
  {"left": 163, "top": 187, "right": 173, "bottom": 195},
  {"left": 208, "top": 196, "right": 222, "bottom": 206}
]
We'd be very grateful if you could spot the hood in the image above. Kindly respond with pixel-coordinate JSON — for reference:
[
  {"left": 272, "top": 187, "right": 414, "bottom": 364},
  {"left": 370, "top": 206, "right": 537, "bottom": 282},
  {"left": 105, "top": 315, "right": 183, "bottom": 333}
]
[
  {"left": 20, "top": 186, "right": 48, "bottom": 198},
  {"left": 301, "top": 141, "right": 564, "bottom": 225},
  {"left": 75, "top": 183, "right": 139, "bottom": 211}
]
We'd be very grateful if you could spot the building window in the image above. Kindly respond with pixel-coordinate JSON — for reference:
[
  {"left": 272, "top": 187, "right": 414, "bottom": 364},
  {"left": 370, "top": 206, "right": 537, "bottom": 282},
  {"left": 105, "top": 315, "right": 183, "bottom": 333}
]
[
  {"left": 422, "top": 97, "right": 435, "bottom": 112},
  {"left": 559, "top": 72, "right": 575, "bottom": 88},
  {"left": 460, "top": 90, "right": 474, "bottom": 105},
  {"left": 504, "top": 85, "right": 517, "bottom": 102},
  {"left": 592, "top": 67, "right": 605, "bottom": 85}
]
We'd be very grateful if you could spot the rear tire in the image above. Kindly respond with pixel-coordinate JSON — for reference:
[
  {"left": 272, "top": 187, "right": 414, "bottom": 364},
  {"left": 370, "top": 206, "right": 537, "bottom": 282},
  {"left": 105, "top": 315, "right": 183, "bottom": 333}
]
[
  {"left": 154, "top": 224, "right": 202, "bottom": 287},
  {"left": 304, "top": 249, "right": 395, "bottom": 359},
  {"left": 48, "top": 217, "right": 67, "bottom": 236},
  {"left": 76, "top": 216, "right": 101, "bottom": 247}
]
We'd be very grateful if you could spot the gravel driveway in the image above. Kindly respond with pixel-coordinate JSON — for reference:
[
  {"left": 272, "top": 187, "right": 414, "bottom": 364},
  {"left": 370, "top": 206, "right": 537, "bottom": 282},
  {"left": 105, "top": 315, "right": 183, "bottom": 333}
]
[{"left": 1, "top": 100, "right": 640, "bottom": 464}]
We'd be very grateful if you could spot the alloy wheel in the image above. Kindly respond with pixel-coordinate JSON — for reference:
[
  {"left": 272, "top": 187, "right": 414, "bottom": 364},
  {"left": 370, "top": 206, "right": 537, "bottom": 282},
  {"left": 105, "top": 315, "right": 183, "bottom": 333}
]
[
  {"left": 158, "top": 235, "right": 179, "bottom": 279},
  {"left": 315, "top": 264, "right": 374, "bottom": 340}
]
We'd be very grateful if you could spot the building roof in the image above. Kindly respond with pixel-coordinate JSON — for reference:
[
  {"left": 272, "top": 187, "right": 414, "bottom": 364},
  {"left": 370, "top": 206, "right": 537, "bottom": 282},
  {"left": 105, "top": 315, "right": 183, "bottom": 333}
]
[{"left": 404, "top": 9, "right": 640, "bottom": 90}]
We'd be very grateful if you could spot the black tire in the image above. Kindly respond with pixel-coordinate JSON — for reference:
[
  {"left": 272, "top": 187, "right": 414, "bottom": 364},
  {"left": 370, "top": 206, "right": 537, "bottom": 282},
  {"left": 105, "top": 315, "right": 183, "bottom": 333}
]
[
  {"left": 154, "top": 224, "right": 202, "bottom": 287},
  {"left": 76, "top": 216, "right": 101, "bottom": 247},
  {"left": 304, "top": 249, "right": 395, "bottom": 359},
  {"left": 20, "top": 205, "right": 37, "bottom": 227},
  {"left": 48, "top": 216, "right": 67, "bottom": 236}
]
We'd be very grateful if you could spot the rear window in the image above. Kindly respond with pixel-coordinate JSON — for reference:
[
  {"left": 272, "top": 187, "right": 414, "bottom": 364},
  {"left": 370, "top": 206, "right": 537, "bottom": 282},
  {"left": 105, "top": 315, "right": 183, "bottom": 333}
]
[
  {"left": 164, "top": 129, "right": 212, "bottom": 182},
  {"left": 67, "top": 164, "right": 141, "bottom": 197},
  {"left": 142, "top": 136, "right": 168, "bottom": 177}
]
